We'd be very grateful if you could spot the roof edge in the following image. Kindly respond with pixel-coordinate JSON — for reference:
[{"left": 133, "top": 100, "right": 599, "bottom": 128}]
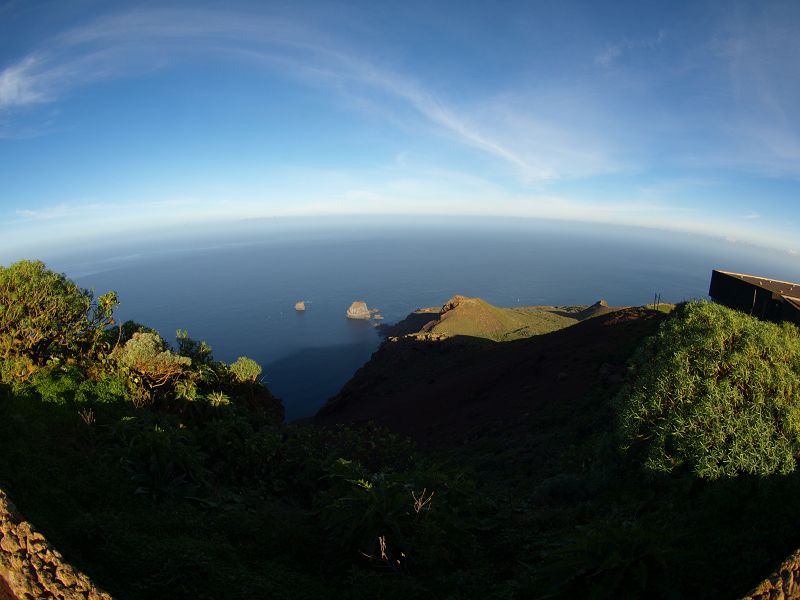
[{"left": 713, "top": 269, "right": 800, "bottom": 288}]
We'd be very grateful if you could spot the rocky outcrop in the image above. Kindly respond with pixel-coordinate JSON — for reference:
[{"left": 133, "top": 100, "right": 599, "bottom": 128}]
[
  {"left": 440, "top": 295, "right": 470, "bottom": 314},
  {"left": 346, "top": 301, "right": 371, "bottom": 320},
  {"left": 742, "top": 549, "right": 800, "bottom": 600},
  {"left": 0, "top": 488, "right": 111, "bottom": 599},
  {"left": 295, "top": 301, "right": 306, "bottom": 311}
]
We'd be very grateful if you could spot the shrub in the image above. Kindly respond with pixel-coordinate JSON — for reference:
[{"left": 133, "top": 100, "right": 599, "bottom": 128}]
[
  {"left": 534, "top": 519, "right": 674, "bottom": 599},
  {"left": 0, "top": 355, "right": 36, "bottom": 383},
  {"left": 115, "top": 320, "right": 160, "bottom": 346},
  {"left": 28, "top": 366, "right": 83, "bottom": 404},
  {"left": 206, "top": 390, "right": 231, "bottom": 407},
  {"left": 112, "top": 332, "right": 191, "bottom": 404},
  {"left": 316, "top": 458, "right": 476, "bottom": 575},
  {"left": 113, "top": 333, "right": 191, "bottom": 381},
  {"left": 176, "top": 329, "right": 213, "bottom": 365},
  {"left": 114, "top": 422, "right": 207, "bottom": 499},
  {"left": 617, "top": 301, "right": 800, "bottom": 478},
  {"left": 230, "top": 356, "right": 262, "bottom": 383},
  {"left": 0, "top": 260, "right": 117, "bottom": 375},
  {"left": 77, "top": 374, "right": 129, "bottom": 404}
]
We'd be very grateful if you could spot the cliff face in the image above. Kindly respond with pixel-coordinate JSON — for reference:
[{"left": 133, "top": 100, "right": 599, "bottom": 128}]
[
  {"left": 0, "top": 489, "right": 110, "bottom": 600},
  {"left": 317, "top": 308, "right": 664, "bottom": 445}
]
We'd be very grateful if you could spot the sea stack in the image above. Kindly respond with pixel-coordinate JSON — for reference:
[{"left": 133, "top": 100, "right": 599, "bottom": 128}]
[
  {"left": 295, "top": 301, "right": 306, "bottom": 311},
  {"left": 346, "top": 301, "right": 371, "bottom": 319}
]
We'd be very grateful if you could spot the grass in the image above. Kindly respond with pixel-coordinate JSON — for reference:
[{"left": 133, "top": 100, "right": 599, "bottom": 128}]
[
  {"left": 618, "top": 301, "right": 800, "bottom": 478},
  {"left": 416, "top": 296, "right": 580, "bottom": 341},
  {"left": 642, "top": 302, "right": 677, "bottom": 313}
]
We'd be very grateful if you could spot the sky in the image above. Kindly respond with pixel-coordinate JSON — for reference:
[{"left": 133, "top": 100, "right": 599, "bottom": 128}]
[{"left": 0, "top": 0, "right": 799, "bottom": 260}]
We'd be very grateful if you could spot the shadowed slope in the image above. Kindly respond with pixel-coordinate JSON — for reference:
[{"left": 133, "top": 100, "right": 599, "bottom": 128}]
[{"left": 316, "top": 308, "right": 665, "bottom": 445}]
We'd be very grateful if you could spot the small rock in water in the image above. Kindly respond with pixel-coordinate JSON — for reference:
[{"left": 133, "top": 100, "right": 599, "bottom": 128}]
[
  {"left": 346, "top": 301, "right": 371, "bottom": 319},
  {"left": 295, "top": 301, "right": 306, "bottom": 311}
]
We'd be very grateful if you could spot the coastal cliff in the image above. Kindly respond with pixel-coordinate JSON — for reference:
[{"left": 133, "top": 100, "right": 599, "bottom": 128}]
[{"left": 318, "top": 307, "right": 662, "bottom": 445}]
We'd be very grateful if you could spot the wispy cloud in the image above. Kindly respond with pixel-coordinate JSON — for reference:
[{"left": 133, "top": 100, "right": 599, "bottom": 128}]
[
  {"left": 0, "top": 7, "right": 620, "bottom": 181},
  {"left": 0, "top": 56, "right": 46, "bottom": 107},
  {"left": 3, "top": 153, "right": 798, "bottom": 261},
  {"left": 595, "top": 30, "right": 666, "bottom": 67},
  {"left": 705, "top": 4, "right": 800, "bottom": 176}
]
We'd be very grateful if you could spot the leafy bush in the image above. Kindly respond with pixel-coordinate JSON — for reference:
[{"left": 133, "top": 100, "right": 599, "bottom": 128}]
[
  {"left": 617, "top": 301, "right": 800, "bottom": 478},
  {"left": 113, "top": 422, "right": 208, "bottom": 499},
  {"left": 534, "top": 519, "right": 675, "bottom": 599},
  {"left": 23, "top": 366, "right": 128, "bottom": 405},
  {"left": 28, "top": 366, "right": 83, "bottom": 404},
  {"left": 0, "top": 354, "right": 36, "bottom": 383},
  {"left": 114, "top": 320, "right": 160, "bottom": 346},
  {"left": 112, "top": 332, "right": 191, "bottom": 403},
  {"left": 0, "top": 260, "right": 117, "bottom": 377},
  {"left": 230, "top": 356, "right": 262, "bottom": 383},
  {"left": 316, "top": 457, "right": 477, "bottom": 576},
  {"left": 176, "top": 329, "right": 213, "bottom": 365},
  {"left": 206, "top": 390, "right": 230, "bottom": 407}
]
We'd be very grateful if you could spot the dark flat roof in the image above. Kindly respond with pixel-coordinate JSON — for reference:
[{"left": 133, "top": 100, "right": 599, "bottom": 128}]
[{"left": 714, "top": 270, "right": 800, "bottom": 298}]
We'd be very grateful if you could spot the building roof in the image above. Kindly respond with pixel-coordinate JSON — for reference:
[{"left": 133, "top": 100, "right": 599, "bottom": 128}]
[{"left": 714, "top": 270, "right": 800, "bottom": 298}]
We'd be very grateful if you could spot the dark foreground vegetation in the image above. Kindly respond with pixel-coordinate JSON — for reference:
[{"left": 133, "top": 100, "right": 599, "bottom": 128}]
[{"left": 1, "top": 260, "right": 800, "bottom": 598}]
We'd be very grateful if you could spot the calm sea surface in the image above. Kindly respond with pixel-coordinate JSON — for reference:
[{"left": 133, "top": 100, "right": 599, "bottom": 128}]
[{"left": 44, "top": 218, "right": 800, "bottom": 419}]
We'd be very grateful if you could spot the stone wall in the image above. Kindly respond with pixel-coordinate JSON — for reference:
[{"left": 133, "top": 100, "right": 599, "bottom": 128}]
[
  {"left": 743, "top": 549, "right": 800, "bottom": 600},
  {"left": 0, "top": 488, "right": 111, "bottom": 600}
]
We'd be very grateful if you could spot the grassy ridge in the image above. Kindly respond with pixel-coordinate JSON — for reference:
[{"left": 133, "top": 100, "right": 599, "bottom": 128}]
[{"left": 415, "top": 296, "right": 581, "bottom": 341}]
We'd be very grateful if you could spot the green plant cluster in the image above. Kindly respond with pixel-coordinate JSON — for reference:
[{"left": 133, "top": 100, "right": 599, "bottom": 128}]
[
  {"left": 617, "top": 301, "right": 800, "bottom": 478},
  {"left": 0, "top": 260, "right": 117, "bottom": 381},
  {"left": 0, "top": 261, "right": 487, "bottom": 598},
  {"left": 2, "top": 262, "right": 800, "bottom": 599}
]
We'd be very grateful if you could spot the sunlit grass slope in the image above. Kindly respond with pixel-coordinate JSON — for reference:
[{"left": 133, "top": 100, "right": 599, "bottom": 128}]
[{"left": 414, "top": 295, "right": 580, "bottom": 341}]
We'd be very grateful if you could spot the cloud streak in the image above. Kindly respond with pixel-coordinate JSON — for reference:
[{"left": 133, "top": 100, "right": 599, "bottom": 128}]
[
  {"left": 0, "top": 7, "right": 619, "bottom": 181},
  {"left": 4, "top": 161, "right": 795, "bottom": 260},
  {"left": 0, "top": 56, "right": 47, "bottom": 107},
  {"left": 595, "top": 30, "right": 666, "bottom": 67}
]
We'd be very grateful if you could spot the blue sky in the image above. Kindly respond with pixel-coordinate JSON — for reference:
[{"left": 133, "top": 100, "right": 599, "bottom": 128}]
[{"left": 1, "top": 0, "right": 798, "bottom": 259}]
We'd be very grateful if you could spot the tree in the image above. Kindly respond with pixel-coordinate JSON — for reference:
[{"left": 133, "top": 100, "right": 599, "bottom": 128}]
[
  {"left": 0, "top": 260, "right": 117, "bottom": 377},
  {"left": 176, "top": 329, "right": 213, "bottom": 365}
]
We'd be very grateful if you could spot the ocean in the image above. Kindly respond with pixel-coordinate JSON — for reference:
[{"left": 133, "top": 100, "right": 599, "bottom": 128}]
[{"left": 41, "top": 217, "right": 800, "bottom": 420}]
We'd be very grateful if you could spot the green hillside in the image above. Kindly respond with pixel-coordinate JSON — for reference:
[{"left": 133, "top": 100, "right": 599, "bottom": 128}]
[
  {"left": 395, "top": 295, "right": 611, "bottom": 342},
  {"left": 2, "top": 260, "right": 800, "bottom": 599},
  {"left": 425, "top": 295, "right": 573, "bottom": 340}
]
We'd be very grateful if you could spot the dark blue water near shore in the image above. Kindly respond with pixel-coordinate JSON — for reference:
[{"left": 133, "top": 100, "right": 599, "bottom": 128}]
[{"left": 49, "top": 218, "right": 800, "bottom": 419}]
